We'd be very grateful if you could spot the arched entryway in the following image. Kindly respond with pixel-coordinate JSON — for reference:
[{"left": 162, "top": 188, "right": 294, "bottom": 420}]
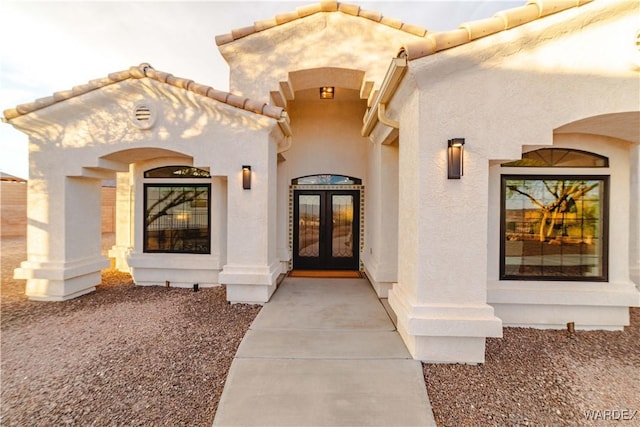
[{"left": 274, "top": 67, "right": 372, "bottom": 276}]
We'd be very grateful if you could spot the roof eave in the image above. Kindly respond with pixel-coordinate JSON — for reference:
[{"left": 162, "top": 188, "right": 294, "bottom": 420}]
[
  {"left": 3, "top": 64, "right": 287, "bottom": 125},
  {"left": 401, "top": 0, "right": 594, "bottom": 61},
  {"left": 215, "top": 1, "right": 427, "bottom": 47}
]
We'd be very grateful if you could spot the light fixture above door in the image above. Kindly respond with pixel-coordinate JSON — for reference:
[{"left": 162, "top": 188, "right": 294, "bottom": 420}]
[{"left": 319, "top": 86, "right": 334, "bottom": 99}]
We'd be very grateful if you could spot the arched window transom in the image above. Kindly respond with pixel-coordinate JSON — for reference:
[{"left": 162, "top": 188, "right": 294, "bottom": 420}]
[
  {"left": 144, "top": 166, "right": 211, "bottom": 178},
  {"left": 501, "top": 148, "right": 608, "bottom": 168},
  {"left": 292, "top": 174, "right": 361, "bottom": 185}
]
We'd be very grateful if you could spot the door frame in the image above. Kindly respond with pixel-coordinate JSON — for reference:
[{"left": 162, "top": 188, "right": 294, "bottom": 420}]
[{"left": 289, "top": 184, "right": 364, "bottom": 271}]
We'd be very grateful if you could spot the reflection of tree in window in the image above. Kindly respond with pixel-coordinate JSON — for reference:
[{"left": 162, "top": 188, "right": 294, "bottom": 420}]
[
  {"left": 144, "top": 184, "right": 210, "bottom": 254},
  {"left": 506, "top": 180, "right": 597, "bottom": 242},
  {"left": 502, "top": 177, "right": 607, "bottom": 281}
]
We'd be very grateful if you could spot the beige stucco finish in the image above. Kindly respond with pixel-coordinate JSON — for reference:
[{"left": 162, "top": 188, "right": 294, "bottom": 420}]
[
  {"left": 219, "top": 11, "right": 426, "bottom": 102},
  {"left": 9, "top": 77, "right": 286, "bottom": 301},
  {"left": 3, "top": 0, "right": 639, "bottom": 364},
  {"left": 377, "top": 0, "right": 639, "bottom": 362}
]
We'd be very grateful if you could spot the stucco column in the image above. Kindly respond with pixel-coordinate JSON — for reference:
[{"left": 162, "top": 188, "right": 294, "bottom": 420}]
[
  {"left": 389, "top": 129, "right": 502, "bottom": 363},
  {"left": 363, "top": 141, "right": 399, "bottom": 297},
  {"left": 15, "top": 174, "right": 109, "bottom": 301},
  {"left": 631, "top": 144, "right": 640, "bottom": 288},
  {"left": 220, "top": 139, "right": 280, "bottom": 303},
  {"left": 108, "top": 171, "right": 133, "bottom": 272}
]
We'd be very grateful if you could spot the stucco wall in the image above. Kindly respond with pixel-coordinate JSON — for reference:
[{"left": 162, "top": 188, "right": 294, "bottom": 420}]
[
  {"left": 361, "top": 137, "right": 399, "bottom": 296},
  {"left": 403, "top": 0, "right": 639, "bottom": 304},
  {"left": 219, "top": 12, "right": 425, "bottom": 101},
  {"left": 631, "top": 145, "right": 640, "bottom": 287},
  {"left": 283, "top": 89, "right": 368, "bottom": 180}
]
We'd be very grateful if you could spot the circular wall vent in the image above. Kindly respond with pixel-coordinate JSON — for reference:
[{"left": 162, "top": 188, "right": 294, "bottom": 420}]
[{"left": 131, "top": 102, "right": 157, "bottom": 129}]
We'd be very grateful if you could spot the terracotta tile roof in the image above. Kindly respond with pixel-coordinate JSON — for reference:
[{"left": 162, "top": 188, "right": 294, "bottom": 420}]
[
  {"left": 400, "top": 0, "right": 593, "bottom": 60},
  {"left": 3, "top": 63, "right": 287, "bottom": 122},
  {"left": 214, "top": 1, "right": 428, "bottom": 46},
  {"left": 216, "top": 0, "right": 593, "bottom": 55}
]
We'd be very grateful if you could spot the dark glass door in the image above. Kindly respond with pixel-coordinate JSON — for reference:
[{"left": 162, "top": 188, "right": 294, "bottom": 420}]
[{"left": 293, "top": 190, "right": 360, "bottom": 270}]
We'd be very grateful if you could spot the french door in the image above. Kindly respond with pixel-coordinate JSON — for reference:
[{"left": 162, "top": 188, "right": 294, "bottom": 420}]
[{"left": 293, "top": 190, "right": 360, "bottom": 270}]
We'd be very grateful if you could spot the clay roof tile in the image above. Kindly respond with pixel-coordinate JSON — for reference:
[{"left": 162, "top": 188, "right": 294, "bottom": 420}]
[
  {"left": 107, "top": 70, "right": 131, "bottom": 81},
  {"left": 254, "top": 18, "right": 278, "bottom": 32},
  {"left": 263, "top": 104, "right": 285, "bottom": 119},
  {"left": 214, "top": 33, "right": 235, "bottom": 46},
  {"left": 459, "top": 16, "right": 507, "bottom": 40},
  {"left": 495, "top": 4, "right": 541, "bottom": 30},
  {"left": 71, "top": 83, "right": 98, "bottom": 97},
  {"left": 243, "top": 98, "right": 268, "bottom": 116},
  {"left": 166, "top": 75, "right": 193, "bottom": 90},
  {"left": 275, "top": 11, "right": 300, "bottom": 25},
  {"left": 320, "top": 1, "right": 339, "bottom": 12},
  {"left": 215, "top": 2, "right": 430, "bottom": 46},
  {"left": 401, "top": 38, "right": 437, "bottom": 60},
  {"left": 338, "top": 3, "right": 360, "bottom": 16},
  {"left": 528, "top": 0, "right": 577, "bottom": 17},
  {"left": 128, "top": 64, "right": 147, "bottom": 79},
  {"left": 403, "top": 0, "right": 593, "bottom": 60},
  {"left": 297, "top": 4, "right": 322, "bottom": 17},
  {"left": 17, "top": 96, "right": 54, "bottom": 115},
  {"left": 145, "top": 68, "right": 172, "bottom": 83},
  {"left": 224, "top": 93, "right": 248, "bottom": 110},
  {"left": 358, "top": 9, "right": 382, "bottom": 22},
  {"left": 380, "top": 16, "right": 403, "bottom": 30},
  {"left": 232, "top": 25, "right": 257, "bottom": 40},
  {"left": 189, "top": 82, "right": 211, "bottom": 97},
  {"left": 53, "top": 90, "right": 74, "bottom": 102},
  {"left": 400, "top": 23, "right": 428, "bottom": 38},
  {"left": 206, "top": 87, "right": 230, "bottom": 103},
  {"left": 432, "top": 28, "right": 470, "bottom": 51}
]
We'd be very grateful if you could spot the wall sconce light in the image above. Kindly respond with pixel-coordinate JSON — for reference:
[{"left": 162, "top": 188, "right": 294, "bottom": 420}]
[
  {"left": 319, "top": 86, "right": 334, "bottom": 99},
  {"left": 242, "top": 165, "right": 252, "bottom": 190},
  {"left": 447, "top": 138, "right": 465, "bottom": 179}
]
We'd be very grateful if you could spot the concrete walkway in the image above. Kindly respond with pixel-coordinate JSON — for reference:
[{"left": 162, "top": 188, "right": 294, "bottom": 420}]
[{"left": 213, "top": 277, "right": 436, "bottom": 427}]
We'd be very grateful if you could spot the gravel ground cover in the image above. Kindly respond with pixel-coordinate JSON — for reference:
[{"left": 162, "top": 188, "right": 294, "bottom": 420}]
[
  {"left": 424, "top": 309, "right": 640, "bottom": 426},
  {"left": 2, "top": 235, "right": 639, "bottom": 426},
  {"left": 1, "top": 236, "right": 260, "bottom": 426}
]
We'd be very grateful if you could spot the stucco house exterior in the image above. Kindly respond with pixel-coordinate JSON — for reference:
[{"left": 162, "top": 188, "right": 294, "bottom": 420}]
[{"left": 3, "top": 0, "right": 639, "bottom": 363}]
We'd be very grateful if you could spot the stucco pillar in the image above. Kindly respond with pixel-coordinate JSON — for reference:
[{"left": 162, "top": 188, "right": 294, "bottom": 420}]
[
  {"left": 363, "top": 141, "right": 399, "bottom": 297},
  {"left": 15, "top": 175, "right": 108, "bottom": 301},
  {"left": 389, "top": 131, "right": 502, "bottom": 363},
  {"left": 108, "top": 171, "right": 133, "bottom": 272},
  {"left": 220, "top": 140, "right": 280, "bottom": 303},
  {"left": 631, "top": 144, "right": 640, "bottom": 288}
]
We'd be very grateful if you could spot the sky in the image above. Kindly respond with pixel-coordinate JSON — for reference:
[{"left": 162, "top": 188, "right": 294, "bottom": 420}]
[{"left": 0, "top": 1, "right": 520, "bottom": 179}]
